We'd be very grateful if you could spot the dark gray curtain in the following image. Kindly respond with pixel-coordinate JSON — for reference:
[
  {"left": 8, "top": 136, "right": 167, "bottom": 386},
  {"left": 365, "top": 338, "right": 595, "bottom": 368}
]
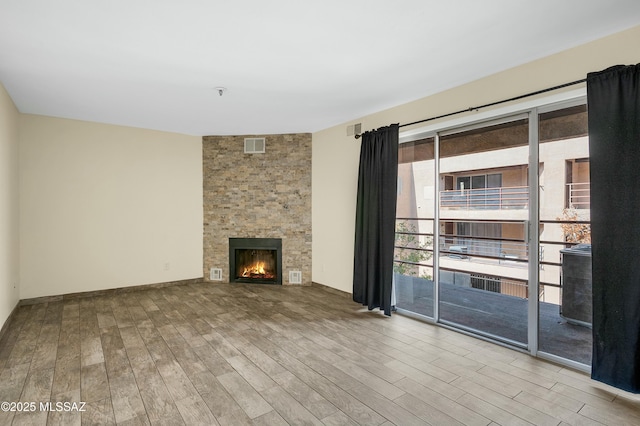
[
  {"left": 588, "top": 64, "right": 640, "bottom": 393},
  {"left": 353, "top": 124, "right": 399, "bottom": 316}
]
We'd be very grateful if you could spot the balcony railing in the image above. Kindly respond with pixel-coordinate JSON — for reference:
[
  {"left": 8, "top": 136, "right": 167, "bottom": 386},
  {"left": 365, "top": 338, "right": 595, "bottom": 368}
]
[
  {"left": 440, "top": 186, "right": 528, "bottom": 210},
  {"left": 440, "top": 236, "right": 528, "bottom": 261},
  {"left": 395, "top": 217, "right": 591, "bottom": 303},
  {"left": 567, "top": 182, "right": 590, "bottom": 209}
]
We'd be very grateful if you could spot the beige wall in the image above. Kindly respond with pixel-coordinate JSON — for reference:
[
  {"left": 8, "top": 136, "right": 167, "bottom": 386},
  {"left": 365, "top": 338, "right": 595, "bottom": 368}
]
[
  {"left": 312, "top": 25, "right": 640, "bottom": 293},
  {"left": 0, "top": 84, "right": 20, "bottom": 328},
  {"left": 19, "top": 115, "right": 203, "bottom": 299}
]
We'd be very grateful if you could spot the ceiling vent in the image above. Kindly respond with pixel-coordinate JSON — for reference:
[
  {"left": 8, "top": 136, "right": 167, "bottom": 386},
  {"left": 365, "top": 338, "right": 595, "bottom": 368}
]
[{"left": 244, "top": 137, "right": 265, "bottom": 154}]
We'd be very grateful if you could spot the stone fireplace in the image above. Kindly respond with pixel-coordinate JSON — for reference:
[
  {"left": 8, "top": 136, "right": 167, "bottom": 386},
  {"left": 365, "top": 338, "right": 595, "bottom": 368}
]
[
  {"left": 229, "top": 238, "right": 282, "bottom": 284},
  {"left": 202, "top": 133, "right": 311, "bottom": 284}
]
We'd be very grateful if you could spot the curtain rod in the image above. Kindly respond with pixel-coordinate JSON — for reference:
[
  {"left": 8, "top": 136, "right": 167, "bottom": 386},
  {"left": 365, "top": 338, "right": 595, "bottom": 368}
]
[{"left": 354, "top": 78, "right": 586, "bottom": 139}]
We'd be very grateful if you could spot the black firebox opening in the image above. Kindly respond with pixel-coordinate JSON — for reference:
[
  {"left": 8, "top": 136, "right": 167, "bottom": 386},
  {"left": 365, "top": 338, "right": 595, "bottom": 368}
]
[{"left": 229, "top": 238, "right": 282, "bottom": 284}]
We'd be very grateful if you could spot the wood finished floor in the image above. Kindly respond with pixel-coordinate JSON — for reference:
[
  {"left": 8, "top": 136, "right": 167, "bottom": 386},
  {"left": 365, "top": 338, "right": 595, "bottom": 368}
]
[{"left": 0, "top": 283, "right": 639, "bottom": 426}]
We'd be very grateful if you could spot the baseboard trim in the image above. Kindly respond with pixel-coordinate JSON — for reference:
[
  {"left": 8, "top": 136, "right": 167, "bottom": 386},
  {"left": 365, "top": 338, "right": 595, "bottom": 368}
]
[
  {"left": 0, "top": 301, "right": 21, "bottom": 344},
  {"left": 17, "top": 279, "right": 345, "bottom": 307},
  {"left": 19, "top": 277, "right": 204, "bottom": 306},
  {"left": 311, "top": 281, "right": 352, "bottom": 299}
]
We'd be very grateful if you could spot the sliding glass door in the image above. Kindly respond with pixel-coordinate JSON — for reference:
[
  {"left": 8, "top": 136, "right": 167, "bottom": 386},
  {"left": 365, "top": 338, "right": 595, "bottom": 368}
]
[
  {"left": 394, "top": 138, "right": 435, "bottom": 319},
  {"left": 437, "top": 115, "right": 531, "bottom": 346},
  {"left": 395, "top": 99, "right": 592, "bottom": 369},
  {"left": 537, "top": 102, "right": 592, "bottom": 366}
]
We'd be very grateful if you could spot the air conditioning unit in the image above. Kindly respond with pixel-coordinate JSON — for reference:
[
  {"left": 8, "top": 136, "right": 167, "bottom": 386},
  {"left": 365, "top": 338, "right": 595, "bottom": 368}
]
[{"left": 448, "top": 245, "right": 468, "bottom": 259}]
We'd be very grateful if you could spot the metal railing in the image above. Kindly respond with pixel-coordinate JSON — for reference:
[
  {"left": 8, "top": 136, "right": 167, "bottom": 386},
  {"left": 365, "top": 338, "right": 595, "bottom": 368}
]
[
  {"left": 567, "top": 182, "right": 590, "bottom": 209},
  {"left": 394, "top": 217, "right": 591, "bottom": 301},
  {"left": 439, "top": 236, "right": 528, "bottom": 260},
  {"left": 440, "top": 186, "right": 529, "bottom": 210}
]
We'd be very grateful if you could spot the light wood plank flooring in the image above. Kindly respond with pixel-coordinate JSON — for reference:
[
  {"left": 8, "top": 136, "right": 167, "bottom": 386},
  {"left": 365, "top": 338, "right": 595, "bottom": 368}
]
[{"left": 0, "top": 282, "right": 639, "bottom": 425}]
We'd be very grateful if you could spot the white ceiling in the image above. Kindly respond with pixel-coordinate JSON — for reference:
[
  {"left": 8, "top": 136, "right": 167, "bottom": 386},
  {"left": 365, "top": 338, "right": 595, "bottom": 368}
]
[{"left": 1, "top": 1, "right": 640, "bottom": 136}]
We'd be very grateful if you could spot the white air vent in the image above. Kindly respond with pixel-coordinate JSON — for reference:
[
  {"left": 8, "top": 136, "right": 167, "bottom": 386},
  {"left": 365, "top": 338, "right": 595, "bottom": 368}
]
[
  {"left": 289, "top": 270, "right": 302, "bottom": 284},
  {"left": 244, "top": 137, "right": 265, "bottom": 154},
  {"left": 346, "top": 123, "right": 362, "bottom": 136},
  {"left": 210, "top": 268, "right": 222, "bottom": 281}
]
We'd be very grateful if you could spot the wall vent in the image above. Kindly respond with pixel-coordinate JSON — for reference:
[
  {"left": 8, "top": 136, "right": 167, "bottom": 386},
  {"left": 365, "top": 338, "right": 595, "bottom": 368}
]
[
  {"left": 210, "top": 268, "right": 222, "bottom": 281},
  {"left": 289, "top": 270, "right": 302, "bottom": 284},
  {"left": 346, "top": 123, "right": 362, "bottom": 136},
  {"left": 244, "top": 137, "right": 265, "bottom": 154}
]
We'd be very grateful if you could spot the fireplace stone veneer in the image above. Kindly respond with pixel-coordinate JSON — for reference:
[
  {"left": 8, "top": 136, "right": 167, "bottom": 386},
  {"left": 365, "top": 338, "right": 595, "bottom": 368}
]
[{"left": 203, "top": 133, "right": 311, "bottom": 285}]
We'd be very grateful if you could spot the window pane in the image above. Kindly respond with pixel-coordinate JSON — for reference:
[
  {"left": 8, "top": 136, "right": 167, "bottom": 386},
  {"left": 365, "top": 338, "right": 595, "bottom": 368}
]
[
  {"left": 395, "top": 153, "right": 434, "bottom": 318},
  {"left": 487, "top": 173, "right": 502, "bottom": 188},
  {"left": 439, "top": 116, "right": 529, "bottom": 346},
  {"left": 398, "top": 137, "right": 434, "bottom": 164},
  {"left": 457, "top": 176, "right": 470, "bottom": 191},
  {"left": 471, "top": 175, "right": 486, "bottom": 189},
  {"left": 538, "top": 104, "right": 591, "bottom": 366}
]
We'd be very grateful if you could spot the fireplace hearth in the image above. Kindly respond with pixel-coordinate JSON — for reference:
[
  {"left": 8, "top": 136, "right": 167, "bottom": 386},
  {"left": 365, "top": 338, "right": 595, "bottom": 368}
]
[{"left": 229, "top": 238, "right": 282, "bottom": 284}]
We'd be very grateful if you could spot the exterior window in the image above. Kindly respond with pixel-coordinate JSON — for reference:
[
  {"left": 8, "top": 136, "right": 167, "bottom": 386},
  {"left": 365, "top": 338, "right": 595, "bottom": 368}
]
[
  {"left": 565, "top": 158, "right": 590, "bottom": 209},
  {"left": 456, "top": 173, "right": 502, "bottom": 190}
]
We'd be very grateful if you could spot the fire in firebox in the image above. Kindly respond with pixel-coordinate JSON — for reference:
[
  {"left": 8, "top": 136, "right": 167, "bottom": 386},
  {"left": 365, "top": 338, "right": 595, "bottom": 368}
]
[
  {"left": 235, "top": 249, "right": 277, "bottom": 281},
  {"left": 229, "top": 238, "right": 282, "bottom": 284},
  {"left": 241, "top": 261, "right": 275, "bottom": 279}
]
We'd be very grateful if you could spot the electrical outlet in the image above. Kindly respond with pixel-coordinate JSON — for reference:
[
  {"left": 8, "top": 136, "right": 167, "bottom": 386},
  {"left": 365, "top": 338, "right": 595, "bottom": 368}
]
[{"left": 164, "top": 262, "right": 170, "bottom": 271}]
